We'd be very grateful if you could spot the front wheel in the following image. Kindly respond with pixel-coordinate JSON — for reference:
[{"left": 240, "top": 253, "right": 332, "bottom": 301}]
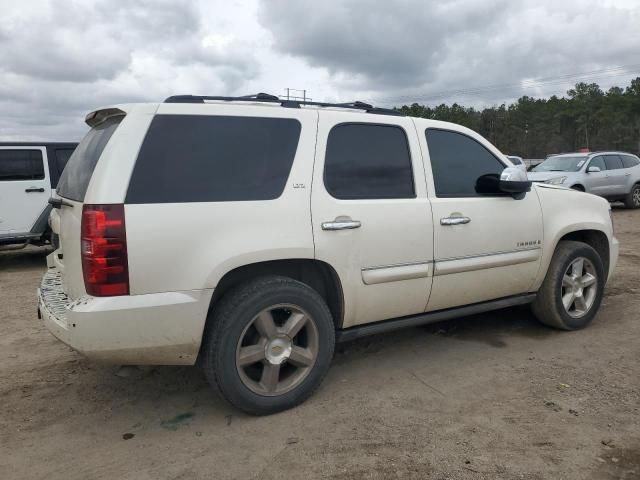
[
  {"left": 624, "top": 184, "right": 640, "bottom": 209},
  {"left": 532, "top": 241, "right": 605, "bottom": 330},
  {"left": 200, "top": 276, "right": 335, "bottom": 415}
]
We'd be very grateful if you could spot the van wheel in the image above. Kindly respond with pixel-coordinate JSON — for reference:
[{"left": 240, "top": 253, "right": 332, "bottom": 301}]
[
  {"left": 200, "top": 276, "right": 335, "bottom": 415},
  {"left": 624, "top": 184, "right": 640, "bottom": 208},
  {"left": 532, "top": 241, "right": 605, "bottom": 330}
]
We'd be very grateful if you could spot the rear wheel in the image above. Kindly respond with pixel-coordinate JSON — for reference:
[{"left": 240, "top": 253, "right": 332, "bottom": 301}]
[
  {"left": 532, "top": 241, "right": 604, "bottom": 330},
  {"left": 200, "top": 276, "right": 335, "bottom": 415},
  {"left": 624, "top": 183, "right": 640, "bottom": 209}
]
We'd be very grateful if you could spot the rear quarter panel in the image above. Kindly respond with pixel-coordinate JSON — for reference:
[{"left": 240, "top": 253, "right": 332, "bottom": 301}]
[{"left": 124, "top": 104, "right": 318, "bottom": 294}]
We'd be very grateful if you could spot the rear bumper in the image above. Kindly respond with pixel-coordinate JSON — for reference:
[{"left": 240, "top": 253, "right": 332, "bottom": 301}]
[{"left": 37, "top": 269, "right": 213, "bottom": 365}]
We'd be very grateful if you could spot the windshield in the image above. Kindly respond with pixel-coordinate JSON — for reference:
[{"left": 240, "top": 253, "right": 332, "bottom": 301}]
[
  {"left": 533, "top": 156, "right": 587, "bottom": 172},
  {"left": 56, "top": 115, "right": 122, "bottom": 201}
]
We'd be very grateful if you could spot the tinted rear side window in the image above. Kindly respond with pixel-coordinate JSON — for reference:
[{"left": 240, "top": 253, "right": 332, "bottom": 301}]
[
  {"left": 324, "top": 123, "right": 414, "bottom": 200},
  {"left": 126, "top": 115, "right": 301, "bottom": 203},
  {"left": 604, "top": 155, "right": 624, "bottom": 170},
  {"left": 0, "top": 150, "right": 44, "bottom": 181},
  {"left": 57, "top": 116, "right": 122, "bottom": 201},
  {"left": 621, "top": 155, "right": 640, "bottom": 168},
  {"left": 426, "top": 129, "right": 504, "bottom": 197}
]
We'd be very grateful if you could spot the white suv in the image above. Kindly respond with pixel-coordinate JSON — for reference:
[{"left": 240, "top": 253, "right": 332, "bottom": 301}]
[{"left": 38, "top": 94, "right": 619, "bottom": 415}]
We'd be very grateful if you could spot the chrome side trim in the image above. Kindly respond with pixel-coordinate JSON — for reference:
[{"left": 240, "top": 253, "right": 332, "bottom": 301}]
[
  {"left": 361, "top": 260, "right": 431, "bottom": 285},
  {"left": 434, "top": 247, "right": 541, "bottom": 276}
]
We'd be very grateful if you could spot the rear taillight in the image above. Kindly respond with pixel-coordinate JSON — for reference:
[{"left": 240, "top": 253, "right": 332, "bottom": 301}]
[{"left": 81, "top": 204, "right": 129, "bottom": 296}]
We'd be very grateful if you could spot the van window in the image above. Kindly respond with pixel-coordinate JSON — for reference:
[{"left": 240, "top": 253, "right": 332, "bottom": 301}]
[
  {"left": 126, "top": 115, "right": 301, "bottom": 203},
  {"left": 426, "top": 129, "right": 505, "bottom": 197},
  {"left": 57, "top": 116, "right": 122, "bottom": 201},
  {"left": 324, "top": 123, "right": 414, "bottom": 200},
  {"left": 0, "top": 150, "right": 44, "bottom": 181}
]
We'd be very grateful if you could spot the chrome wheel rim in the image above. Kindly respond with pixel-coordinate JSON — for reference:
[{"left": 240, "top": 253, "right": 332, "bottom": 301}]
[
  {"left": 235, "top": 304, "right": 319, "bottom": 396},
  {"left": 561, "top": 257, "right": 598, "bottom": 318},
  {"left": 633, "top": 187, "right": 640, "bottom": 207}
]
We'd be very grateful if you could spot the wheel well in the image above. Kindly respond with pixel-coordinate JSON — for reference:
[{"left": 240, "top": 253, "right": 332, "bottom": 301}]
[
  {"left": 558, "top": 230, "right": 610, "bottom": 278},
  {"left": 570, "top": 184, "right": 585, "bottom": 191},
  {"left": 209, "top": 259, "right": 344, "bottom": 329}
]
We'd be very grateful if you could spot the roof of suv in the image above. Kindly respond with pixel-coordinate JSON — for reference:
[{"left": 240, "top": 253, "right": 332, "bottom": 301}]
[{"left": 548, "top": 151, "right": 638, "bottom": 158}]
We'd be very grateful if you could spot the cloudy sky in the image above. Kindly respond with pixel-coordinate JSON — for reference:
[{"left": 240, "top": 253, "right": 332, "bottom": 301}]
[{"left": 1, "top": 0, "right": 640, "bottom": 141}]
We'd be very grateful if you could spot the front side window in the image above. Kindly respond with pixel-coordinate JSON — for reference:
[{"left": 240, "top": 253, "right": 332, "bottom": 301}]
[
  {"left": 425, "top": 129, "right": 504, "bottom": 197},
  {"left": 0, "top": 149, "right": 44, "bottom": 181},
  {"left": 588, "top": 156, "right": 606, "bottom": 171},
  {"left": 604, "top": 155, "right": 624, "bottom": 171},
  {"left": 126, "top": 115, "right": 301, "bottom": 203},
  {"left": 323, "top": 123, "right": 415, "bottom": 200}
]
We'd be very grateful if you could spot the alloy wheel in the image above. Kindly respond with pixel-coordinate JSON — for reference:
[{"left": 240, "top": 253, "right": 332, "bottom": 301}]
[
  {"left": 235, "top": 304, "right": 319, "bottom": 396},
  {"left": 560, "top": 257, "right": 598, "bottom": 318}
]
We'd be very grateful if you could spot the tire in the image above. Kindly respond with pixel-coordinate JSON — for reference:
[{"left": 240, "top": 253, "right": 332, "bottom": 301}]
[
  {"left": 624, "top": 183, "right": 640, "bottom": 209},
  {"left": 532, "top": 240, "right": 605, "bottom": 330},
  {"left": 200, "top": 275, "right": 335, "bottom": 415}
]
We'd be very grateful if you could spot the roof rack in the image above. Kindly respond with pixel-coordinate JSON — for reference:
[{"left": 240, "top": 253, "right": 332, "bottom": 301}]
[{"left": 163, "top": 93, "right": 404, "bottom": 117}]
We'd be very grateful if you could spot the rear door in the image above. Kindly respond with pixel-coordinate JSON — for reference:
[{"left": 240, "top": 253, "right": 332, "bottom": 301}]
[
  {"left": 311, "top": 112, "right": 433, "bottom": 328},
  {"left": 0, "top": 146, "right": 51, "bottom": 236}
]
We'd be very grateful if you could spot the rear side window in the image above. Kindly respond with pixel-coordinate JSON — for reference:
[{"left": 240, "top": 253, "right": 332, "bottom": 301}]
[
  {"left": 426, "top": 129, "right": 505, "bottom": 197},
  {"left": 54, "top": 148, "right": 75, "bottom": 175},
  {"left": 604, "top": 155, "right": 624, "bottom": 170},
  {"left": 0, "top": 150, "right": 44, "bottom": 181},
  {"left": 126, "top": 115, "right": 301, "bottom": 203},
  {"left": 57, "top": 116, "right": 122, "bottom": 201},
  {"left": 621, "top": 155, "right": 640, "bottom": 168},
  {"left": 323, "top": 123, "right": 414, "bottom": 199}
]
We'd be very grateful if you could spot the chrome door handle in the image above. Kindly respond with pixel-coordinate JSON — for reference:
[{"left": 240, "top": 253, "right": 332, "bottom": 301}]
[
  {"left": 440, "top": 216, "right": 471, "bottom": 226},
  {"left": 322, "top": 218, "right": 361, "bottom": 231}
]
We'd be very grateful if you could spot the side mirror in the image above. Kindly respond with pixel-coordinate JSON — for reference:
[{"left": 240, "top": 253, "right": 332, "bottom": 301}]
[
  {"left": 587, "top": 166, "right": 601, "bottom": 173},
  {"left": 475, "top": 167, "right": 532, "bottom": 199}
]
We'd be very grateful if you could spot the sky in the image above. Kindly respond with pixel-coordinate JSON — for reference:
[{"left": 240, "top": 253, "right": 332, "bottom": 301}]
[{"left": 1, "top": 0, "right": 640, "bottom": 141}]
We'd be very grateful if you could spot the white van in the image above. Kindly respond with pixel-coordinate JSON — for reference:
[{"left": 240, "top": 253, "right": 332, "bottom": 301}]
[{"left": 0, "top": 142, "right": 77, "bottom": 246}]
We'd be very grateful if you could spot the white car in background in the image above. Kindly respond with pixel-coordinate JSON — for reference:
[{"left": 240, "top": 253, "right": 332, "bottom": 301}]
[{"left": 528, "top": 152, "right": 640, "bottom": 208}]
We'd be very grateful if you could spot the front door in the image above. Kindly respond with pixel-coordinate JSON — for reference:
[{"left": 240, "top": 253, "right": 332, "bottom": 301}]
[
  {"left": 311, "top": 112, "right": 434, "bottom": 328},
  {"left": 0, "top": 147, "right": 51, "bottom": 236},
  {"left": 603, "top": 155, "right": 629, "bottom": 197},
  {"left": 416, "top": 125, "right": 543, "bottom": 312},
  {"left": 583, "top": 155, "right": 609, "bottom": 195}
]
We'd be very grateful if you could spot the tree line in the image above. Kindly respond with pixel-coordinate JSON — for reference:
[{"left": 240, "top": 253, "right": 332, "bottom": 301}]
[{"left": 396, "top": 78, "right": 640, "bottom": 158}]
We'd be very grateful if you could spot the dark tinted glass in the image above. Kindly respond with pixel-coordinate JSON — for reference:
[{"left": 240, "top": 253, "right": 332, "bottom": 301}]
[
  {"left": 0, "top": 150, "right": 44, "bottom": 181},
  {"left": 589, "top": 156, "right": 606, "bottom": 170},
  {"left": 604, "top": 155, "right": 624, "bottom": 170},
  {"left": 57, "top": 116, "right": 122, "bottom": 201},
  {"left": 425, "top": 129, "right": 505, "bottom": 197},
  {"left": 55, "top": 148, "right": 74, "bottom": 173},
  {"left": 324, "top": 124, "right": 414, "bottom": 199},
  {"left": 127, "top": 115, "right": 301, "bottom": 203},
  {"left": 621, "top": 155, "right": 640, "bottom": 168}
]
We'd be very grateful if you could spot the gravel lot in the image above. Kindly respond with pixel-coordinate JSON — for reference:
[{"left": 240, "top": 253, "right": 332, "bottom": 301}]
[{"left": 1, "top": 207, "right": 639, "bottom": 480}]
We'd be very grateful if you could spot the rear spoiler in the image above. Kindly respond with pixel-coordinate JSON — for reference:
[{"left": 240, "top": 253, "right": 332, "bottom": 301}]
[{"left": 85, "top": 108, "right": 126, "bottom": 127}]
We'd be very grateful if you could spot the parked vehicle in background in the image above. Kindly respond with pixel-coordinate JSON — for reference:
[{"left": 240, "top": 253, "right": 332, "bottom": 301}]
[
  {"left": 38, "top": 95, "right": 618, "bottom": 415},
  {"left": 506, "top": 155, "right": 527, "bottom": 174},
  {"left": 528, "top": 151, "right": 640, "bottom": 208},
  {"left": 0, "top": 142, "right": 77, "bottom": 246}
]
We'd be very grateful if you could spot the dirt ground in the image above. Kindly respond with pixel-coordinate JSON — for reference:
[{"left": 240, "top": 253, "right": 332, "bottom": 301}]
[{"left": 1, "top": 208, "right": 639, "bottom": 480}]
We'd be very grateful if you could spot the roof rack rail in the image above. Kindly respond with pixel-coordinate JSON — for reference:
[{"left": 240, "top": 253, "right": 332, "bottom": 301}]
[{"left": 163, "top": 93, "right": 404, "bottom": 116}]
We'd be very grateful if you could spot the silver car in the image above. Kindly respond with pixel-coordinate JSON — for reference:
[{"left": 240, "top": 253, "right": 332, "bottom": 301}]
[{"left": 528, "top": 151, "right": 640, "bottom": 208}]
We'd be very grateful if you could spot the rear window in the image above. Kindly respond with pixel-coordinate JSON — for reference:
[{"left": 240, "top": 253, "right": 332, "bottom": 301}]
[
  {"left": 56, "top": 116, "right": 122, "bottom": 201},
  {"left": 126, "top": 115, "right": 301, "bottom": 203},
  {"left": 0, "top": 150, "right": 44, "bottom": 181},
  {"left": 621, "top": 155, "right": 640, "bottom": 168}
]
